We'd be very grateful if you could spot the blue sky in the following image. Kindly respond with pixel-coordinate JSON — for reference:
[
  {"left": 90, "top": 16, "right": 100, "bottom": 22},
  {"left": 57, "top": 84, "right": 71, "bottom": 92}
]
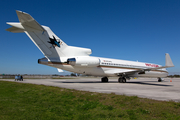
[{"left": 0, "top": 0, "right": 179, "bottom": 75}]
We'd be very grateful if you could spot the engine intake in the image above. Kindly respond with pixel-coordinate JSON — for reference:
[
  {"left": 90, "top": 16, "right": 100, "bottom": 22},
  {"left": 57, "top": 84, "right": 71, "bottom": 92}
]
[
  {"left": 67, "top": 58, "right": 76, "bottom": 66},
  {"left": 67, "top": 57, "right": 100, "bottom": 67}
]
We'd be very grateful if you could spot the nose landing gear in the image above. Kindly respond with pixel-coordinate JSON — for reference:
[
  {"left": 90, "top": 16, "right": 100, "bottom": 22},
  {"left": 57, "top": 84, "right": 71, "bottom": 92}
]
[{"left": 158, "top": 77, "right": 163, "bottom": 82}]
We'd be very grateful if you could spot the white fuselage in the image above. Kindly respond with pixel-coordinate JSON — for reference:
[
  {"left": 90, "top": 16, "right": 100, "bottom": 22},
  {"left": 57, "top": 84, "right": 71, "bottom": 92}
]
[{"left": 39, "top": 56, "right": 168, "bottom": 78}]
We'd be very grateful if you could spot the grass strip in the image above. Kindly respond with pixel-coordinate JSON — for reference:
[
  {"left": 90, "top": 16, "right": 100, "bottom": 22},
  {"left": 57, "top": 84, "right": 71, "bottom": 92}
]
[{"left": 0, "top": 81, "right": 180, "bottom": 120}]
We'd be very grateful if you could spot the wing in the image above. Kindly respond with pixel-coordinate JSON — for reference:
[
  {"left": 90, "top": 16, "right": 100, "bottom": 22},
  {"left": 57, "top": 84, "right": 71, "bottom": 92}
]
[
  {"left": 110, "top": 53, "right": 174, "bottom": 76},
  {"left": 141, "top": 53, "right": 174, "bottom": 71},
  {"left": 105, "top": 69, "right": 138, "bottom": 76},
  {"left": 57, "top": 68, "right": 64, "bottom": 72}
]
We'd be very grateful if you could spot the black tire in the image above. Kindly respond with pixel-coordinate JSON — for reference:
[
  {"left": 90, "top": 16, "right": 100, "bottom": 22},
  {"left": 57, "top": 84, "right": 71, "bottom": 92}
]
[
  {"left": 158, "top": 78, "right": 162, "bottom": 82},
  {"left": 118, "top": 77, "right": 126, "bottom": 83},
  {"left": 104, "top": 77, "right": 108, "bottom": 82},
  {"left": 122, "top": 78, "right": 126, "bottom": 83},
  {"left": 118, "top": 78, "right": 122, "bottom": 83},
  {"left": 101, "top": 77, "right": 108, "bottom": 82}
]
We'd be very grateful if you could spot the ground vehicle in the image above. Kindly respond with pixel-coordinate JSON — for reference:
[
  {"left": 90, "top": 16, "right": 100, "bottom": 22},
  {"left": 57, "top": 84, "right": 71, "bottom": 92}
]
[{"left": 15, "top": 75, "right": 23, "bottom": 81}]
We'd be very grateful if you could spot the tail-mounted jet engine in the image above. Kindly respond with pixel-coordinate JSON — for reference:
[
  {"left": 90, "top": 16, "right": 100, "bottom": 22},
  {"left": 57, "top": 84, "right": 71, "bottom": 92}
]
[{"left": 67, "top": 57, "right": 100, "bottom": 67}]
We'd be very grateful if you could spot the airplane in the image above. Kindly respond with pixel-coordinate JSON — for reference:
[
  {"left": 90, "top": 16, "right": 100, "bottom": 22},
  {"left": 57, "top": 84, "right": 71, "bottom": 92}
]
[{"left": 6, "top": 10, "right": 174, "bottom": 83}]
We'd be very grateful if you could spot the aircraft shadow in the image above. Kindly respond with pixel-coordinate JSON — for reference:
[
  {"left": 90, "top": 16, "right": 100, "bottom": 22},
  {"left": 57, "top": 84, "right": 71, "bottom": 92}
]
[
  {"left": 127, "top": 82, "right": 172, "bottom": 86},
  {"left": 52, "top": 81, "right": 172, "bottom": 86},
  {"left": 53, "top": 81, "right": 117, "bottom": 83}
]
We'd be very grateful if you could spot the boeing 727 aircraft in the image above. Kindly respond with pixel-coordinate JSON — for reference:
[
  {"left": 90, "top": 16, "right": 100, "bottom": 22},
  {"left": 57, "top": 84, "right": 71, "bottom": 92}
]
[{"left": 6, "top": 11, "right": 174, "bottom": 83}]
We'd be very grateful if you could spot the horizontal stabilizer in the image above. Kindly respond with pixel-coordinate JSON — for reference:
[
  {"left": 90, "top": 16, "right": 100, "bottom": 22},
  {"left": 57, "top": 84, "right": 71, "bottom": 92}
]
[
  {"left": 6, "top": 26, "right": 24, "bottom": 33},
  {"left": 6, "top": 22, "right": 24, "bottom": 33}
]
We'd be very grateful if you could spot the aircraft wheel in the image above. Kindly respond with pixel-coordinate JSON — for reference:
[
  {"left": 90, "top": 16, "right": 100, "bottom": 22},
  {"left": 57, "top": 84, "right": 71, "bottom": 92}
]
[
  {"left": 122, "top": 77, "right": 126, "bottom": 83},
  {"left": 118, "top": 77, "right": 126, "bottom": 83},
  {"left": 158, "top": 78, "right": 162, "bottom": 82},
  {"left": 118, "top": 77, "right": 123, "bottom": 83},
  {"left": 101, "top": 77, "right": 108, "bottom": 82}
]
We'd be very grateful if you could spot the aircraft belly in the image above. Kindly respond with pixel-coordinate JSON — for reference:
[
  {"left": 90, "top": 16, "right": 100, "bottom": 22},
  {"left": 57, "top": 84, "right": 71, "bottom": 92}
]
[{"left": 54, "top": 65, "right": 107, "bottom": 76}]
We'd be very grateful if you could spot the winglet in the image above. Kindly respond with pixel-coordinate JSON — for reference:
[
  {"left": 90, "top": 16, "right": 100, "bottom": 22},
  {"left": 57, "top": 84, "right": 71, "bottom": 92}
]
[
  {"left": 142, "top": 53, "right": 174, "bottom": 72},
  {"left": 165, "top": 53, "right": 174, "bottom": 67},
  {"left": 57, "top": 68, "right": 64, "bottom": 72}
]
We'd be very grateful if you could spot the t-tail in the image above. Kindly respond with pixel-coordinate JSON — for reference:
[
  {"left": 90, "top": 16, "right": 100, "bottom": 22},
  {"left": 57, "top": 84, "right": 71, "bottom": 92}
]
[{"left": 6, "top": 10, "right": 92, "bottom": 63}]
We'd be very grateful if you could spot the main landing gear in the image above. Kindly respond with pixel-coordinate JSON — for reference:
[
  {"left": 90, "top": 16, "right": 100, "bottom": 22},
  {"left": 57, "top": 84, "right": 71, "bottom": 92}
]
[
  {"left": 101, "top": 77, "right": 108, "bottom": 82},
  {"left": 118, "top": 77, "right": 126, "bottom": 83},
  {"left": 101, "top": 77, "right": 127, "bottom": 83},
  {"left": 158, "top": 77, "right": 162, "bottom": 82}
]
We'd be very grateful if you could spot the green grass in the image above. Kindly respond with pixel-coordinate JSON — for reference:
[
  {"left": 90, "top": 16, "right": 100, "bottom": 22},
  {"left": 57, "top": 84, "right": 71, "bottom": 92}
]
[{"left": 0, "top": 81, "right": 180, "bottom": 120}]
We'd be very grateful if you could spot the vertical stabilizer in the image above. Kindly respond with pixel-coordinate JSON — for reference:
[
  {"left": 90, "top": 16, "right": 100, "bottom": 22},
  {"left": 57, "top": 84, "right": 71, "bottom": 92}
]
[
  {"left": 6, "top": 10, "right": 92, "bottom": 59},
  {"left": 6, "top": 10, "right": 68, "bottom": 58}
]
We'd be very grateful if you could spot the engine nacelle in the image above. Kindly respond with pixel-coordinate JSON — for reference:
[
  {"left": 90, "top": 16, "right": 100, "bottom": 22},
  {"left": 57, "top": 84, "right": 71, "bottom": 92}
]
[{"left": 67, "top": 57, "right": 100, "bottom": 67}]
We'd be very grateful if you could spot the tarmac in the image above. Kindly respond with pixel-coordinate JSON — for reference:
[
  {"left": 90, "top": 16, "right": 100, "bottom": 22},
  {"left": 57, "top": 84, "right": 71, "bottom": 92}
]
[{"left": 1, "top": 77, "right": 180, "bottom": 102}]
